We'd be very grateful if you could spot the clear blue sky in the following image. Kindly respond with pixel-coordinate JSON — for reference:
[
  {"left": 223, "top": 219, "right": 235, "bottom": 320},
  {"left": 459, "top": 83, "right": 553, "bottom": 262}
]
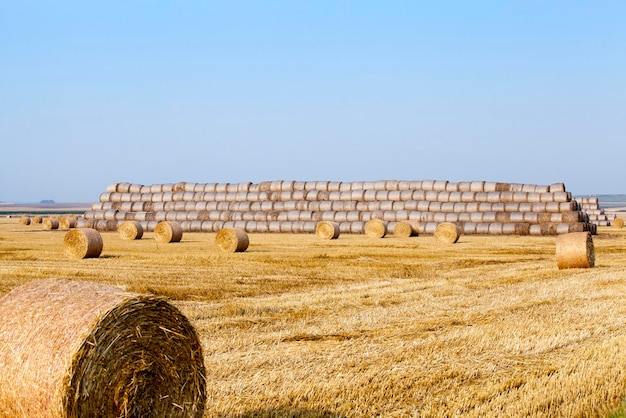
[{"left": 1, "top": 1, "right": 624, "bottom": 202}]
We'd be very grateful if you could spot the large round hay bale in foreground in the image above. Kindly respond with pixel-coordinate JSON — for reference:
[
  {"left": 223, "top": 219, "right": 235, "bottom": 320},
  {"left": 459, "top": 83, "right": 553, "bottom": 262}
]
[
  {"left": 154, "top": 221, "right": 183, "bottom": 243},
  {"left": 64, "top": 228, "right": 103, "bottom": 259},
  {"left": 434, "top": 222, "right": 461, "bottom": 244},
  {"left": 215, "top": 228, "right": 249, "bottom": 252},
  {"left": 393, "top": 220, "right": 420, "bottom": 237},
  {"left": 316, "top": 221, "right": 340, "bottom": 240},
  {"left": 612, "top": 218, "right": 624, "bottom": 228},
  {"left": 364, "top": 219, "right": 387, "bottom": 238},
  {"left": 118, "top": 220, "right": 144, "bottom": 240},
  {"left": 0, "top": 279, "right": 206, "bottom": 418},
  {"left": 556, "top": 231, "right": 595, "bottom": 269}
]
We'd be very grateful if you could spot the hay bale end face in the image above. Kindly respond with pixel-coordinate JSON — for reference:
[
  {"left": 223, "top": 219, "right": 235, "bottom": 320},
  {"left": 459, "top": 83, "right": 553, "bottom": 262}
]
[
  {"left": 215, "top": 228, "right": 249, "bottom": 252},
  {"left": 612, "top": 218, "right": 624, "bottom": 228},
  {"left": 434, "top": 222, "right": 461, "bottom": 244},
  {"left": 556, "top": 231, "right": 595, "bottom": 269},
  {"left": 154, "top": 221, "right": 183, "bottom": 243},
  {"left": 364, "top": 219, "right": 387, "bottom": 238},
  {"left": 64, "top": 228, "right": 104, "bottom": 259},
  {"left": 393, "top": 220, "right": 419, "bottom": 238},
  {"left": 118, "top": 221, "right": 144, "bottom": 240},
  {"left": 316, "top": 221, "right": 340, "bottom": 240},
  {"left": 0, "top": 279, "right": 206, "bottom": 417}
]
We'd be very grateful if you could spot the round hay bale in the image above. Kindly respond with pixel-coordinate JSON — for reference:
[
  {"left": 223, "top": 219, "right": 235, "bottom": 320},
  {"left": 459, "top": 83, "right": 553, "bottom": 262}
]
[
  {"left": 58, "top": 216, "right": 77, "bottom": 229},
  {"left": 0, "top": 279, "right": 206, "bottom": 417},
  {"left": 556, "top": 231, "right": 595, "bottom": 269},
  {"left": 43, "top": 217, "right": 60, "bottom": 230},
  {"left": 316, "top": 221, "right": 340, "bottom": 240},
  {"left": 393, "top": 220, "right": 419, "bottom": 237},
  {"left": 154, "top": 221, "right": 183, "bottom": 243},
  {"left": 364, "top": 219, "right": 387, "bottom": 238},
  {"left": 19, "top": 216, "right": 31, "bottom": 225},
  {"left": 118, "top": 221, "right": 144, "bottom": 240},
  {"left": 215, "top": 228, "right": 249, "bottom": 252},
  {"left": 434, "top": 222, "right": 461, "bottom": 243},
  {"left": 32, "top": 215, "right": 42, "bottom": 224},
  {"left": 612, "top": 218, "right": 624, "bottom": 228},
  {"left": 64, "top": 228, "right": 103, "bottom": 259}
]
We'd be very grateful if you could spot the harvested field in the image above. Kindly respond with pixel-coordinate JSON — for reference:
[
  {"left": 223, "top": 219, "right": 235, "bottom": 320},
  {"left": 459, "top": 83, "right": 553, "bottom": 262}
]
[{"left": 1, "top": 217, "right": 626, "bottom": 417}]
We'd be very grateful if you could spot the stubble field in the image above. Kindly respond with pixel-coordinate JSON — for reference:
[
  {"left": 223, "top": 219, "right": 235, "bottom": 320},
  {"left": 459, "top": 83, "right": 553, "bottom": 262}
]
[{"left": 1, "top": 217, "right": 625, "bottom": 417}]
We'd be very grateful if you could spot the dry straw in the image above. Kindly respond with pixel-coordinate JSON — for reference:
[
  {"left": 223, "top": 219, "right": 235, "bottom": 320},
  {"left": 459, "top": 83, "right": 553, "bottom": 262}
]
[
  {"left": 43, "top": 217, "right": 60, "bottom": 230},
  {"left": 0, "top": 279, "right": 206, "bottom": 417},
  {"left": 118, "top": 221, "right": 144, "bottom": 240},
  {"left": 58, "top": 216, "right": 77, "bottom": 229},
  {"left": 434, "top": 222, "right": 461, "bottom": 243},
  {"left": 64, "top": 228, "right": 104, "bottom": 259},
  {"left": 19, "top": 216, "right": 31, "bottom": 225},
  {"left": 316, "top": 221, "right": 340, "bottom": 240},
  {"left": 393, "top": 220, "right": 420, "bottom": 238},
  {"left": 364, "top": 219, "right": 387, "bottom": 238},
  {"left": 154, "top": 221, "right": 183, "bottom": 243},
  {"left": 215, "top": 228, "right": 249, "bottom": 252},
  {"left": 612, "top": 218, "right": 624, "bottom": 228},
  {"left": 31, "top": 216, "right": 42, "bottom": 224},
  {"left": 556, "top": 231, "right": 595, "bottom": 269}
]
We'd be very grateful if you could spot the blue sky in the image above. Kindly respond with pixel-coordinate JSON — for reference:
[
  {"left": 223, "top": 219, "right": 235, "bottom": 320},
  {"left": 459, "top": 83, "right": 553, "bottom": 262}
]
[{"left": 1, "top": 1, "right": 625, "bottom": 202}]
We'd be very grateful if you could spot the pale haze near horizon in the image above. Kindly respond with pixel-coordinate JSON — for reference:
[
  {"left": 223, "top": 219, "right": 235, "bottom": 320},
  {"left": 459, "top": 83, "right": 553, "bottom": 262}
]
[{"left": 1, "top": 2, "right": 624, "bottom": 203}]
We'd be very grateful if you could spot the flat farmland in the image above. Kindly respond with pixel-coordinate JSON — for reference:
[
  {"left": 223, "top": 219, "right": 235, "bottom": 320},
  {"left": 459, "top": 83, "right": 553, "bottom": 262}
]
[{"left": 1, "top": 218, "right": 626, "bottom": 417}]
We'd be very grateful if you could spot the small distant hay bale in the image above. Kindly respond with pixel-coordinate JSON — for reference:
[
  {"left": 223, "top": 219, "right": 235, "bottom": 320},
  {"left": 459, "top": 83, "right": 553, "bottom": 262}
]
[
  {"left": 364, "top": 219, "right": 387, "bottom": 238},
  {"left": 58, "top": 216, "right": 77, "bottom": 229},
  {"left": 43, "top": 217, "right": 60, "bottom": 230},
  {"left": 118, "top": 221, "right": 144, "bottom": 240},
  {"left": 19, "top": 216, "right": 31, "bottom": 225},
  {"left": 64, "top": 228, "right": 103, "bottom": 259},
  {"left": 154, "top": 221, "right": 183, "bottom": 243},
  {"left": 393, "top": 220, "right": 419, "bottom": 237},
  {"left": 0, "top": 279, "right": 206, "bottom": 418},
  {"left": 556, "top": 231, "right": 595, "bottom": 269},
  {"left": 316, "top": 221, "right": 340, "bottom": 240},
  {"left": 612, "top": 218, "right": 624, "bottom": 228},
  {"left": 215, "top": 228, "right": 249, "bottom": 252},
  {"left": 434, "top": 222, "right": 461, "bottom": 243},
  {"left": 31, "top": 215, "right": 42, "bottom": 224}
]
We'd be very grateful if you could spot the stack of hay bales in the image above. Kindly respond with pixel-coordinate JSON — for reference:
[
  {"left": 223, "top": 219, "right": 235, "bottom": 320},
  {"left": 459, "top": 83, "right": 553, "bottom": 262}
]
[
  {"left": 77, "top": 180, "right": 595, "bottom": 236},
  {"left": 574, "top": 196, "right": 612, "bottom": 228}
]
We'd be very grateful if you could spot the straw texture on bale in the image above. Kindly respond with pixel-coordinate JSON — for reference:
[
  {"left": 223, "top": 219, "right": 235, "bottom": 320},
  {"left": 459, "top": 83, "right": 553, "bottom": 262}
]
[
  {"left": 364, "top": 219, "right": 387, "bottom": 238},
  {"left": 556, "top": 231, "right": 595, "bottom": 269},
  {"left": 43, "top": 218, "right": 60, "bottom": 230},
  {"left": 118, "top": 221, "right": 144, "bottom": 240},
  {"left": 434, "top": 222, "right": 461, "bottom": 244},
  {"left": 215, "top": 228, "right": 249, "bottom": 252},
  {"left": 316, "top": 221, "right": 340, "bottom": 240},
  {"left": 612, "top": 218, "right": 624, "bottom": 228},
  {"left": 0, "top": 279, "right": 206, "bottom": 418},
  {"left": 64, "top": 228, "right": 104, "bottom": 259},
  {"left": 154, "top": 221, "right": 183, "bottom": 243},
  {"left": 393, "top": 220, "right": 420, "bottom": 237}
]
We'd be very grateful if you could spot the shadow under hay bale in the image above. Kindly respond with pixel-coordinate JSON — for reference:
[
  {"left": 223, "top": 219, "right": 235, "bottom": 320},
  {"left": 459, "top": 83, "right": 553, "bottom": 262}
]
[
  {"left": 434, "top": 222, "right": 461, "bottom": 243},
  {"left": 64, "top": 228, "right": 103, "bottom": 259},
  {"left": 215, "top": 227, "right": 249, "bottom": 252},
  {"left": 316, "top": 221, "right": 340, "bottom": 240},
  {"left": 0, "top": 279, "right": 206, "bottom": 417},
  {"left": 118, "top": 220, "right": 144, "bottom": 240},
  {"left": 154, "top": 221, "right": 183, "bottom": 243},
  {"left": 556, "top": 231, "right": 595, "bottom": 269}
]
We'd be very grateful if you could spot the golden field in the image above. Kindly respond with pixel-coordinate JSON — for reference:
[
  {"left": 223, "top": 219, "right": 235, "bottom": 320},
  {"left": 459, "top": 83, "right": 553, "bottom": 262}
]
[{"left": 1, "top": 217, "right": 625, "bottom": 417}]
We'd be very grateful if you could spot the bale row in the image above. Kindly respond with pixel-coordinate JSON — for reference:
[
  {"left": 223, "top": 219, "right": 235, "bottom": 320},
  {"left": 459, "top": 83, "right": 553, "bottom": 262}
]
[{"left": 99, "top": 190, "right": 573, "bottom": 204}]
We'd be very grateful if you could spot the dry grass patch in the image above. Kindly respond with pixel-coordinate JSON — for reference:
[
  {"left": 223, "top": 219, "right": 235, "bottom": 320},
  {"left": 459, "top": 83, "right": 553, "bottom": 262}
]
[{"left": 1, "top": 218, "right": 626, "bottom": 416}]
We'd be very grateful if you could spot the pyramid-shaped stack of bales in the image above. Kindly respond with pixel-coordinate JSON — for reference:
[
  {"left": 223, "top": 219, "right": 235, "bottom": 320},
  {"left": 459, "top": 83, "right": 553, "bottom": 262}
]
[
  {"left": 574, "top": 196, "right": 614, "bottom": 227},
  {"left": 77, "top": 180, "right": 594, "bottom": 236}
]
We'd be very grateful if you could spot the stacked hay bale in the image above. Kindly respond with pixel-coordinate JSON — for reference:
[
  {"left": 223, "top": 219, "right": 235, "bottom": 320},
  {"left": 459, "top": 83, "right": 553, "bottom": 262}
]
[
  {"left": 78, "top": 180, "right": 594, "bottom": 236},
  {"left": 574, "top": 196, "right": 611, "bottom": 229}
]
